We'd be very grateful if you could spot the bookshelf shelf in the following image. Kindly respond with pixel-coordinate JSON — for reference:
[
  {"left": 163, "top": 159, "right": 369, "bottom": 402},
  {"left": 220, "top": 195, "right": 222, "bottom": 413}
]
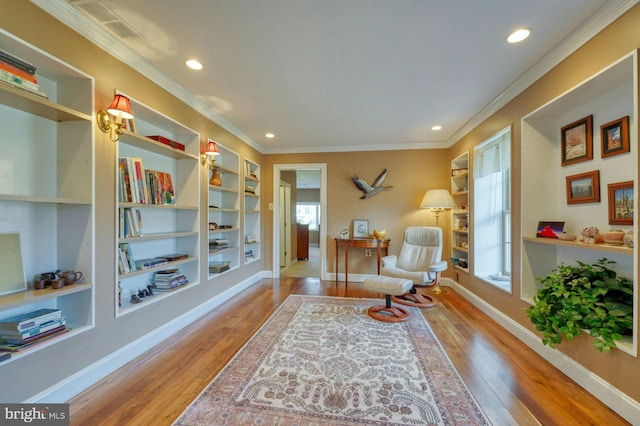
[
  {"left": 119, "top": 202, "right": 198, "bottom": 210},
  {"left": 120, "top": 130, "right": 198, "bottom": 160},
  {"left": 0, "top": 283, "right": 93, "bottom": 312},
  {"left": 243, "top": 158, "right": 261, "bottom": 264},
  {"left": 118, "top": 256, "right": 197, "bottom": 279},
  {"left": 116, "top": 93, "right": 200, "bottom": 317},
  {"left": 0, "top": 194, "right": 92, "bottom": 204},
  {"left": 0, "top": 82, "right": 91, "bottom": 122},
  {"left": 119, "top": 231, "right": 198, "bottom": 243},
  {"left": 208, "top": 142, "right": 241, "bottom": 277},
  {"left": 0, "top": 29, "right": 95, "bottom": 361}
]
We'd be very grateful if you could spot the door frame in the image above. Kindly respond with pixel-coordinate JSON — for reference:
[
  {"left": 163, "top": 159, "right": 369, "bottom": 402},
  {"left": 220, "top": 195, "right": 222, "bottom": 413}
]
[
  {"left": 272, "top": 163, "right": 327, "bottom": 279},
  {"left": 279, "top": 181, "right": 292, "bottom": 268}
]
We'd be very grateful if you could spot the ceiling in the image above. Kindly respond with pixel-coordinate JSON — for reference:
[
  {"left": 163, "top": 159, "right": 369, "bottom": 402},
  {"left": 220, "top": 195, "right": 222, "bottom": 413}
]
[{"left": 36, "top": 0, "right": 637, "bottom": 154}]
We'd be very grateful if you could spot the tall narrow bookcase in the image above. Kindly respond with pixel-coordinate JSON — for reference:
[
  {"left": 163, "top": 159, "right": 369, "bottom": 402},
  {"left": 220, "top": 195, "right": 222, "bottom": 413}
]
[
  {"left": 243, "top": 159, "right": 261, "bottom": 264},
  {"left": 116, "top": 94, "right": 200, "bottom": 316},
  {"left": 208, "top": 142, "right": 240, "bottom": 277},
  {"left": 0, "top": 29, "right": 95, "bottom": 361},
  {"left": 451, "top": 151, "right": 470, "bottom": 274}
]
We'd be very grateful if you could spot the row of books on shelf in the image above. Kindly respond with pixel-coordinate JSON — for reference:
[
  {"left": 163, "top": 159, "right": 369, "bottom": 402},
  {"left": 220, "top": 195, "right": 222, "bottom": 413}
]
[
  {"left": 119, "top": 157, "right": 175, "bottom": 205},
  {"left": 119, "top": 207, "right": 144, "bottom": 238},
  {"left": 0, "top": 48, "right": 47, "bottom": 98},
  {"left": 0, "top": 309, "right": 69, "bottom": 352},
  {"left": 118, "top": 243, "right": 189, "bottom": 274},
  {"left": 151, "top": 268, "right": 189, "bottom": 291}
]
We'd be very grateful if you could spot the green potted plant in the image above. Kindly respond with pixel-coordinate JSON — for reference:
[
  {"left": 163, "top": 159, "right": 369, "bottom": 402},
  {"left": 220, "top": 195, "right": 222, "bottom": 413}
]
[{"left": 525, "top": 258, "right": 633, "bottom": 352}]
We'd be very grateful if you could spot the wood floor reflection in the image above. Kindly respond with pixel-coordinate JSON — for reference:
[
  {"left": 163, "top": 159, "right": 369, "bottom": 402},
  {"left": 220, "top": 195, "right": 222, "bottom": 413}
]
[{"left": 68, "top": 278, "right": 630, "bottom": 426}]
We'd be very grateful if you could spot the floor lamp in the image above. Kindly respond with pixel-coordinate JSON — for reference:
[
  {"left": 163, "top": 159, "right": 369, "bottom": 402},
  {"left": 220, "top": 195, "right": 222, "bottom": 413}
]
[{"left": 420, "top": 189, "right": 457, "bottom": 293}]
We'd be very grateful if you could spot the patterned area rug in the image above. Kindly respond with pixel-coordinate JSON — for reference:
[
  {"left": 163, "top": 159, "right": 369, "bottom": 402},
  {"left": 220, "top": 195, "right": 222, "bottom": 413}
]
[{"left": 174, "top": 295, "right": 489, "bottom": 425}]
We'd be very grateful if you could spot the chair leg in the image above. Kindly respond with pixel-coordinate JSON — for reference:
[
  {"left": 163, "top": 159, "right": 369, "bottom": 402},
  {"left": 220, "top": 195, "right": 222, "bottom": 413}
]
[
  {"left": 391, "top": 288, "right": 437, "bottom": 308},
  {"left": 367, "top": 295, "right": 410, "bottom": 322}
]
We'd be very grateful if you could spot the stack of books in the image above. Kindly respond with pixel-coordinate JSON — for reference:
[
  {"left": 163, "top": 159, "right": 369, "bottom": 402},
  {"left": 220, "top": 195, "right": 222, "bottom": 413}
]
[
  {"left": 245, "top": 234, "right": 257, "bottom": 244},
  {"left": 209, "top": 261, "right": 231, "bottom": 274},
  {"left": 209, "top": 239, "right": 230, "bottom": 253},
  {"left": 0, "top": 309, "right": 67, "bottom": 352},
  {"left": 134, "top": 257, "right": 169, "bottom": 270},
  {"left": 0, "top": 49, "right": 47, "bottom": 98},
  {"left": 151, "top": 269, "right": 188, "bottom": 291}
]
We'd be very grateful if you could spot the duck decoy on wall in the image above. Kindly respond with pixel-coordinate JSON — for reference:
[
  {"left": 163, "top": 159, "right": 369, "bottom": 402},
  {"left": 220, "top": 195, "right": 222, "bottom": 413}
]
[{"left": 351, "top": 168, "right": 394, "bottom": 199}]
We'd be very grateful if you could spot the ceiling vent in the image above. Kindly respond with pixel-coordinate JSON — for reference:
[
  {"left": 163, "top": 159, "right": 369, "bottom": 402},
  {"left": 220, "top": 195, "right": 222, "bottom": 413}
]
[{"left": 68, "top": 0, "right": 144, "bottom": 40}]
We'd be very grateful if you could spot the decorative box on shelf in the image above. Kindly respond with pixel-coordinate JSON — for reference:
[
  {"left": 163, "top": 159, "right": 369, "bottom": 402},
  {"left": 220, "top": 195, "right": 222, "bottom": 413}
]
[{"left": 146, "top": 135, "right": 186, "bottom": 151}]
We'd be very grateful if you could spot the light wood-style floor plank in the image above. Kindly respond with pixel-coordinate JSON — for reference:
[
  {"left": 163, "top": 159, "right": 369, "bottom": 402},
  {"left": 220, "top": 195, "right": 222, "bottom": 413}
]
[{"left": 68, "top": 278, "right": 630, "bottom": 425}]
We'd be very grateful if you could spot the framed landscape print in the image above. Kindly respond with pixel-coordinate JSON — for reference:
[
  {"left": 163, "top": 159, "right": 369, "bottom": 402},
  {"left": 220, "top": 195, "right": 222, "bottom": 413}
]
[
  {"left": 601, "top": 116, "right": 630, "bottom": 158},
  {"left": 561, "top": 115, "right": 593, "bottom": 166},
  {"left": 608, "top": 181, "right": 633, "bottom": 225},
  {"left": 566, "top": 170, "right": 600, "bottom": 204}
]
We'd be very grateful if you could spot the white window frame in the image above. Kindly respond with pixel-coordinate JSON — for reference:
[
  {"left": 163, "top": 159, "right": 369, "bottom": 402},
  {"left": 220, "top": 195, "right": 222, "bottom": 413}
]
[{"left": 473, "top": 126, "right": 511, "bottom": 292}]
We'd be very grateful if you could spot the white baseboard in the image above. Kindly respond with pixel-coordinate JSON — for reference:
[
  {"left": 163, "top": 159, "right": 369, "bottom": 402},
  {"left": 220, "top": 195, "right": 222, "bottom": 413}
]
[
  {"left": 444, "top": 278, "right": 640, "bottom": 425},
  {"left": 28, "top": 272, "right": 265, "bottom": 403}
]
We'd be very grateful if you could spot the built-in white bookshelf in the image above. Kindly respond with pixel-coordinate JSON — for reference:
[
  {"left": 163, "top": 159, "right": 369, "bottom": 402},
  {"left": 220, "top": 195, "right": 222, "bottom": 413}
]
[
  {"left": 244, "top": 159, "right": 261, "bottom": 264},
  {"left": 208, "top": 142, "right": 240, "bottom": 277},
  {"left": 0, "top": 28, "right": 95, "bottom": 361},
  {"left": 116, "top": 94, "right": 200, "bottom": 316}
]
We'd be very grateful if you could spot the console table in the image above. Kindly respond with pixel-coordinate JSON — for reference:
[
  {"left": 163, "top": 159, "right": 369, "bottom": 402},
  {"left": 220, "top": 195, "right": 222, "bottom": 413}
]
[{"left": 335, "top": 238, "right": 390, "bottom": 286}]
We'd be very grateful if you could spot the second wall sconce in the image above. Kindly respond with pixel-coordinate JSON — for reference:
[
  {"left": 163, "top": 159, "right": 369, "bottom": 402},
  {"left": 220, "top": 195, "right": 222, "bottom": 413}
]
[
  {"left": 97, "top": 94, "right": 134, "bottom": 142},
  {"left": 201, "top": 140, "right": 220, "bottom": 168}
]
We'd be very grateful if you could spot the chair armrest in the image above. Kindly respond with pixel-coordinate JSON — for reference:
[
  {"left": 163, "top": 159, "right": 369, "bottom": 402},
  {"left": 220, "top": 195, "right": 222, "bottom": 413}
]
[
  {"left": 429, "top": 260, "right": 448, "bottom": 273},
  {"left": 381, "top": 255, "right": 397, "bottom": 268}
]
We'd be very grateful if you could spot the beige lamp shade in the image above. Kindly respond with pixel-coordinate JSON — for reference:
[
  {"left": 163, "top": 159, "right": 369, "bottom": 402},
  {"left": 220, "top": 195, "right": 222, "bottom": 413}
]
[
  {"left": 420, "top": 189, "right": 457, "bottom": 209},
  {"left": 420, "top": 189, "right": 457, "bottom": 225}
]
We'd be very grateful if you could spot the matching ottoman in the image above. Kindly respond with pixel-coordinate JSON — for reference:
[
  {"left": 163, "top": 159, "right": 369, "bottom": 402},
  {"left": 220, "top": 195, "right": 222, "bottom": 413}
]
[{"left": 364, "top": 276, "right": 413, "bottom": 322}]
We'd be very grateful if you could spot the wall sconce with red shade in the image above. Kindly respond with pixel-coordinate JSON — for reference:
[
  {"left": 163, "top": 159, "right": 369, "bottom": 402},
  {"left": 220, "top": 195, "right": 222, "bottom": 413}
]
[
  {"left": 201, "top": 140, "right": 220, "bottom": 167},
  {"left": 96, "top": 94, "right": 134, "bottom": 142}
]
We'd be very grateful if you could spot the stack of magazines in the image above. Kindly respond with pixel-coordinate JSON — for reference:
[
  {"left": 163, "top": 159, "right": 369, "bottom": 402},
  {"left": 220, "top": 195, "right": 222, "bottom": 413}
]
[
  {"left": 0, "top": 309, "right": 68, "bottom": 352},
  {"left": 151, "top": 268, "right": 188, "bottom": 291}
]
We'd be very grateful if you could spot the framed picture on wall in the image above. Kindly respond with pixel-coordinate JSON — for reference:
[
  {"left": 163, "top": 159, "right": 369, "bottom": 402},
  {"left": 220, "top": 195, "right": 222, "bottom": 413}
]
[
  {"left": 608, "top": 181, "right": 633, "bottom": 225},
  {"left": 561, "top": 115, "right": 593, "bottom": 166},
  {"left": 601, "top": 116, "right": 630, "bottom": 158},
  {"left": 353, "top": 219, "right": 369, "bottom": 238},
  {"left": 566, "top": 170, "right": 600, "bottom": 204}
]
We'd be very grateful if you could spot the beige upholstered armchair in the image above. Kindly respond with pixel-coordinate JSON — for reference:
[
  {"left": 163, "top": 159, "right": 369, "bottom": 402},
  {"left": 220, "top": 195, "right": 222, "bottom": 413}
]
[{"left": 381, "top": 226, "right": 447, "bottom": 307}]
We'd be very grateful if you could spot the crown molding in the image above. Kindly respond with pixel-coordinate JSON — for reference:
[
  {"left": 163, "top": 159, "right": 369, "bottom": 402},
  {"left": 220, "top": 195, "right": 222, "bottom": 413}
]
[
  {"left": 31, "top": 0, "right": 264, "bottom": 154},
  {"left": 264, "top": 140, "right": 449, "bottom": 154},
  {"left": 33, "top": 0, "right": 639, "bottom": 154},
  {"left": 444, "top": 0, "right": 640, "bottom": 147}
]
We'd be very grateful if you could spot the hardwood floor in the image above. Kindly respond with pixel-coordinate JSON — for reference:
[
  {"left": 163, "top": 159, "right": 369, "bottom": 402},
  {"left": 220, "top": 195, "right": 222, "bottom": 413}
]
[{"left": 69, "top": 278, "right": 630, "bottom": 425}]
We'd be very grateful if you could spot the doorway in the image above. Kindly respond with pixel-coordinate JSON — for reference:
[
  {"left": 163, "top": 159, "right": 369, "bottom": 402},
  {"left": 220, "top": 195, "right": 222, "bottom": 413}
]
[{"left": 273, "top": 164, "right": 327, "bottom": 279}]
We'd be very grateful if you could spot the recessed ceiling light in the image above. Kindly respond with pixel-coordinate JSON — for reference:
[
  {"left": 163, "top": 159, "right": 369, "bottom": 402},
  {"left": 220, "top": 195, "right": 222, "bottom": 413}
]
[
  {"left": 265, "top": 133, "right": 275, "bottom": 138},
  {"left": 431, "top": 125, "right": 442, "bottom": 131},
  {"left": 185, "top": 59, "right": 203, "bottom": 70},
  {"left": 507, "top": 28, "right": 531, "bottom": 43}
]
